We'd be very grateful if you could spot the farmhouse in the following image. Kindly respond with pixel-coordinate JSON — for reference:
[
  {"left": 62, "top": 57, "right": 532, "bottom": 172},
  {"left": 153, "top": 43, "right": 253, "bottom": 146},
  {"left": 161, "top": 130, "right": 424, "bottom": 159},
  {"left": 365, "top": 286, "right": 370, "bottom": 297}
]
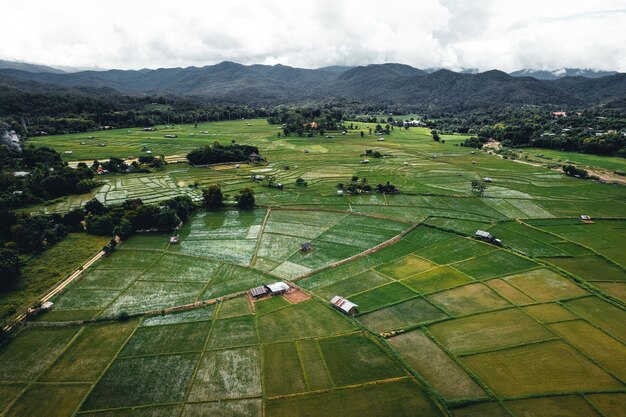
[
  {"left": 330, "top": 296, "right": 358, "bottom": 315},
  {"left": 250, "top": 285, "right": 269, "bottom": 298},
  {"left": 377, "top": 137, "right": 385, "bottom": 141},
  {"left": 475, "top": 230, "right": 493, "bottom": 240},
  {"left": 169, "top": 236, "right": 179, "bottom": 244},
  {"left": 360, "top": 159, "right": 370, "bottom": 164},
  {"left": 483, "top": 177, "right": 493, "bottom": 182},
  {"left": 337, "top": 190, "right": 344, "bottom": 196},
  {"left": 301, "top": 242, "right": 313, "bottom": 251},
  {"left": 164, "top": 134, "right": 178, "bottom": 138},
  {"left": 267, "top": 282, "right": 290, "bottom": 295},
  {"left": 580, "top": 214, "right": 591, "bottom": 221}
]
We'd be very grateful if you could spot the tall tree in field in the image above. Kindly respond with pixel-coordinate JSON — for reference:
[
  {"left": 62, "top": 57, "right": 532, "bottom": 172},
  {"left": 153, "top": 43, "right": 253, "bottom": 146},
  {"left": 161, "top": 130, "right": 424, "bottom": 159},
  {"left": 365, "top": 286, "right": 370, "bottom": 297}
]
[
  {"left": 203, "top": 184, "right": 224, "bottom": 209},
  {"left": 0, "top": 247, "right": 21, "bottom": 288},
  {"left": 236, "top": 188, "right": 255, "bottom": 209},
  {"left": 471, "top": 180, "right": 486, "bottom": 196}
]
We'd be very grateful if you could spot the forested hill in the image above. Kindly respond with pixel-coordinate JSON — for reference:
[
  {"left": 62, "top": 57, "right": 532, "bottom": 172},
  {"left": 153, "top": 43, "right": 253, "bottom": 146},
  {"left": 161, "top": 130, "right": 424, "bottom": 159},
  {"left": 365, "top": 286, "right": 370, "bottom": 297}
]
[{"left": 0, "top": 61, "right": 625, "bottom": 110}]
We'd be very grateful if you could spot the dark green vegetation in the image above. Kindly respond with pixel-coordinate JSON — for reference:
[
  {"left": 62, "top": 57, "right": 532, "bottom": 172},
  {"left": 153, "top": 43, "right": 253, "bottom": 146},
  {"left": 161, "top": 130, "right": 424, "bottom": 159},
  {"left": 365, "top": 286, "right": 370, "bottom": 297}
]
[{"left": 0, "top": 117, "right": 624, "bottom": 417}]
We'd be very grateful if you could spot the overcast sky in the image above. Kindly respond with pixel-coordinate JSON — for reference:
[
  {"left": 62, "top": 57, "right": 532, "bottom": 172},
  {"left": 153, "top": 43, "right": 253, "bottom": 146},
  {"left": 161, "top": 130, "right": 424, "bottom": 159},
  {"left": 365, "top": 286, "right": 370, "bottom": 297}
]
[{"left": 3, "top": 0, "right": 626, "bottom": 72}]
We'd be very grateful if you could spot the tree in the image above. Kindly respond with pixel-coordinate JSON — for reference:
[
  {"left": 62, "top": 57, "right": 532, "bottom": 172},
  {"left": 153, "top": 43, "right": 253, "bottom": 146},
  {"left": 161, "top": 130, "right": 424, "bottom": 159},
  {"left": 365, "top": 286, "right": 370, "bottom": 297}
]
[
  {"left": 236, "top": 188, "right": 255, "bottom": 209},
  {"left": 471, "top": 180, "right": 486, "bottom": 196},
  {"left": 267, "top": 175, "right": 276, "bottom": 188},
  {"left": 295, "top": 177, "right": 308, "bottom": 187},
  {"left": 203, "top": 184, "right": 224, "bottom": 209},
  {"left": 84, "top": 198, "right": 105, "bottom": 215},
  {"left": 360, "top": 131, "right": 364, "bottom": 137},
  {"left": 0, "top": 247, "right": 21, "bottom": 288},
  {"left": 431, "top": 129, "right": 440, "bottom": 142}
]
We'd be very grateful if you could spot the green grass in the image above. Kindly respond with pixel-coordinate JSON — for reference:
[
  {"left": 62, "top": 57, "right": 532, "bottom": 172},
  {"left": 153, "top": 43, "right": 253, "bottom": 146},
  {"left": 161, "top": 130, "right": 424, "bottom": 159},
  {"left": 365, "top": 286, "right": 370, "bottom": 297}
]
[
  {"left": 120, "top": 321, "right": 211, "bottom": 356},
  {"left": 428, "top": 308, "right": 554, "bottom": 355},
  {"left": 549, "top": 320, "right": 626, "bottom": 381},
  {"left": 296, "top": 339, "right": 333, "bottom": 391},
  {"left": 375, "top": 254, "right": 437, "bottom": 280},
  {"left": 188, "top": 346, "right": 262, "bottom": 401},
  {"left": 265, "top": 379, "right": 441, "bottom": 417},
  {"left": 253, "top": 295, "right": 290, "bottom": 315},
  {"left": 359, "top": 297, "right": 447, "bottom": 333},
  {"left": 451, "top": 250, "right": 537, "bottom": 281},
  {"left": 502, "top": 268, "right": 588, "bottom": 301},
  {"left": 315, "top": 270, "right": 392, "bottom": 300},
  {"left": 318, "top": 333, "right": 406, "bottom": 386},
  {"left": 257, "top": 300, "right": 356, "bottom": 343},
  {"left": 565, "top": 297, "right": 626, "bottom": 343},
  {"left": 427, "top": 283, "right": 511, "bottom": 316},
  {"left": 182, "top": 399, "right": 262, "bottom": 417},
  {"left": 505, "top": 396, "right": 603, "bottom": 417},
  {"left": 401, "top": 266, "right": 474, "bottom": 294},
  {"left": 81, "top": 353, "right": 199, "bottom": 410},
  {"left": 207, "top": 315, "right": 258, "bottom": 349},
  {"left": 263, "top": 342, "right": 307, "bottom": 396},
  {"left": 350, "top": 282, "right": 417, "bottom": 313},
  {"left": 0, "top": 233, "right": 109, "bottom": 326},
  {"left": 389, "top": 330, "right": 486, "bottom": 401},
  {"left": 40, "top": 320, "right": 137, "bottom": 382},
  {"left": 462, "top": 341, "right": 622, "bottom": 397},
  {"left": 4, "top": 383, "right": 91, "bottom": 417},
  {"left": 0, "top": 327, "right": 80, "bottom": 381},
  {"left": 217, "top": 295, "right": 251, "bottom": 318}
]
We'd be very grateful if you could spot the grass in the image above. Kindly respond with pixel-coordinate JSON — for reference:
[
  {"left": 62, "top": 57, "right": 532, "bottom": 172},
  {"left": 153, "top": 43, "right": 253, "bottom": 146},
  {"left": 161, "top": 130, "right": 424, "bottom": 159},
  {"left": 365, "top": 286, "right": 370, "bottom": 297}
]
[
  {"left": 40, "top": 320, "right": 137, "bottom": 382},
  {"left": 451, "top": 250, "right": 537, "bottom": 281},
  {"left": 426, "top": 283, "right": 511, "bottom": 316},
  {"left": 401, "top": 266, "right": 474, "bottom": 294},
  {"left": 81, "top": 353, "right": 200, "bottom": 410},
  {"left": 263, "top": 342, "right": 307, "bottom": 396},
  {"left": 120, "top": 321, "right": 211, "bottom": 356},
  {"left": 318, "top": 333, "right": 406, "bottom": 387},
  {"left": 265, "top": 379, "right": 441, "bottom": 417},
  {"left": 565, "top": 297, "right": 626, "bottom": 343},
  {"left": 375, "top": 254, "right": 437, "bottom": 280},
  {"left": 4, "top": 383, "right": 91, "bottom": 417},
  {"left": 207, "top": 315, "right": 257, "bottom": 350},
  {"left": 428, "top": 308, "right": 555, "bottom": 355},
  {"left": 522, "top": 303, "right": 578, "bottom": 323},
  {"left": 187, "top": 346, "right": 262, "bottom": 401},
  {"left": 502, "top": 268, "right": 588, "bottom": 301},
  {"left": 549, "top": 320, "right": 626, "bottom": 381},
  {"left": 389, "top": 330, "right": 486, "bottom": 401},
  {"left": 0, "top": 233, "right": 109, "bottom": 326},
  {"left": 0, "top": 327, "right": 80, "bottom": 381},
  {"left": 314, "top": 270, "right": 391, "bottom": 300},
  {"left": 505, "top": 395, "right": 602, "bottom": 417},
  {"left": 257, "top": 300, "right": 356, "bottom": 343},
  {"left": 182, "top": 399, "right": 262, "bottom": 417},
  {"left": 296, "top": 339, "right": 333, "bottom": 391},
  {"left": 217, "top": 295, "right": 251, "bottom": 318},
  {"left": 462, "top": 341, "right": 622, "bottom": 397},
  {"left": 350, "top": 282, "right": 417, "bottom": 313},
  {"left": 359, "top": 297, "right": 447, "bottom": 333}
]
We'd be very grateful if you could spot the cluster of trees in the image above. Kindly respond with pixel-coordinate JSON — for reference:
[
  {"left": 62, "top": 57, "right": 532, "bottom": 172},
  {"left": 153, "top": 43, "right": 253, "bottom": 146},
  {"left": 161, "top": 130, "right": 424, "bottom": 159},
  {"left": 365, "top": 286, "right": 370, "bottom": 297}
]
[
  {"left": 471, "top": 180, "right": 487, "bottom": 196},
  {"left": 337, "top": 177, "right": 399, "bottom": 194},
  {"left": 202, "top": 184, "right": 255, "bottom": 209},
  {"left": 186, "top": 142, "right": 260, "bottom": 166},
  {"left": 84, "top": 196, "right": 195, "bottom": 238},
  {"left": 267, "top": 107, "right": 345, "bottom": 136},
  {"left": 0, "top": 144, "right": 101, "bottom": 210},
  {"left": 429, "top": 108, "right": 626, "bottom": 157},
  {"left": 364, "top": 149, "right": 383, "bottom": 158},
  {"left": 562, "top": 164, "right": 589, "bottom": 179}
]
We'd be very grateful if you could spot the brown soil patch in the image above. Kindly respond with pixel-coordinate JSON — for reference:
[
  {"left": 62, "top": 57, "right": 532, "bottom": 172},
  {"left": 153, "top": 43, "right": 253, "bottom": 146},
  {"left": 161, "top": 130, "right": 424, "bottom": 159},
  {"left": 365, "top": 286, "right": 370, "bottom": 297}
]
[{"left": 283, "top": 289, "right": 311, "bottom": 304}]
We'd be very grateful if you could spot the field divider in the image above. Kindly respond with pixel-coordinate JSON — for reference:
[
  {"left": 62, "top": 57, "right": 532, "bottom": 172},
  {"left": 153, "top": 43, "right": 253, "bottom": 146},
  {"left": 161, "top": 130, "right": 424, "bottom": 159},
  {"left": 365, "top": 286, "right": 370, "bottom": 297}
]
[
  {"left": 251, "top": 207, "right": 272, "bottom": 267},
  {"left": 290, "top": 222, "right": 420, "bottom": 283}
]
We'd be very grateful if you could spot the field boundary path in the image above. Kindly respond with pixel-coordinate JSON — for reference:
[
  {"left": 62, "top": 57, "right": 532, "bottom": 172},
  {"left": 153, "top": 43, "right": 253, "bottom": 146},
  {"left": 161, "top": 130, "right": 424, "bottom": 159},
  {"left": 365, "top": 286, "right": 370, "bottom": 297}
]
[{"left": 2, "top": 236, "right": 120, "bottom": 332}]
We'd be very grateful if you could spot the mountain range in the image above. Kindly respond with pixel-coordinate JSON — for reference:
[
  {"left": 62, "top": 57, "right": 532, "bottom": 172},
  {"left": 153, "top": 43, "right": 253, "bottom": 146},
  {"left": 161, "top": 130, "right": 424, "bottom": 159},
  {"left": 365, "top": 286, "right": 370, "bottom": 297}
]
[{"left": 0, "top": 60, "right": 624, "bottom": 110}]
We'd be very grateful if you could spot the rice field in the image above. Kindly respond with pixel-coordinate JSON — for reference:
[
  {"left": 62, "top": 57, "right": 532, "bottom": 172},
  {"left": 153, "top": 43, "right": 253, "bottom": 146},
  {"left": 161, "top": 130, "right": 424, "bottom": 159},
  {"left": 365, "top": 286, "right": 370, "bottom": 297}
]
[{"left": 2, "top": 119, "right": 625, "bottom": 416}]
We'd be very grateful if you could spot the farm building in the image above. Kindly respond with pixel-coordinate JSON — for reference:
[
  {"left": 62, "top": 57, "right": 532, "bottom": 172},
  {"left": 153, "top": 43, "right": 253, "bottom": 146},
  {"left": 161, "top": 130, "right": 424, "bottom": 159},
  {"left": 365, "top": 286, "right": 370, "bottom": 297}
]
[
  {"left": 267, "top": 282, "right": 290, "bottom": 295},
  {"left": 250, "top": 285, "right": 269, "bottom": 298},
  {"left": 249, "top": 152, "right": 260, "bottom": 162},
  {"left": 475, "top": 230, "right": 493, "bottom": 240},
  {"left": 377, "top": 137, "right": 385, "bottom": 141},
  {"left": 483, "top": 177, "right": 493, "bottom": 182},
  {"left": 169, "top": 236, "right": 179, "bottom": 244},
  {"left": 41, "top": 301, "right": 54, "bottom": 311},
  {"left": 330, "top": 296, "right": 358, "bottom": 315},
  {"left": 301, "top": 242, "right": 313, "bottom": 251},
  {"left": 580, "top": 214, "right": 592, "bottom": 221},
  {"left": 164, "top": 134, "right": 178, "bottom": 138},
  {"left": 337, "top": 190, "right": 344, "bottom": 196},
  {"left": 360, "top": 159, "right": 370, "bottom": 164}
]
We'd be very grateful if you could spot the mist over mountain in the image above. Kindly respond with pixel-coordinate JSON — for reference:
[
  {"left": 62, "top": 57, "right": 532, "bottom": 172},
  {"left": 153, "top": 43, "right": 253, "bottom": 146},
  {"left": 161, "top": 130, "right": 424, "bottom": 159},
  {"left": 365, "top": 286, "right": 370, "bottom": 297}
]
[{"left": 0, "top": 60, "right": 624, "bottom": 111}]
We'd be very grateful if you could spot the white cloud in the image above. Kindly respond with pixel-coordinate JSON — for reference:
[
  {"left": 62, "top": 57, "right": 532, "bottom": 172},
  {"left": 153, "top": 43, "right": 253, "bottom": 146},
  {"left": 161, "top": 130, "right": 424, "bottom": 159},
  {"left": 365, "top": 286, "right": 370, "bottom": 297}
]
[{"left": 1, "top": 0, "right": 625, "bottom": 71}]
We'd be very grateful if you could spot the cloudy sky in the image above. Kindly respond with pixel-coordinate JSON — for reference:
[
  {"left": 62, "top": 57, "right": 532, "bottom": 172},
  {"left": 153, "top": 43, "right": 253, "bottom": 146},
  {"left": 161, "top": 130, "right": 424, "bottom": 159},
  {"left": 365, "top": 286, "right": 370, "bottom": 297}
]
[{"left": 3, "top": 0, "right": 626, "bottom": 72}]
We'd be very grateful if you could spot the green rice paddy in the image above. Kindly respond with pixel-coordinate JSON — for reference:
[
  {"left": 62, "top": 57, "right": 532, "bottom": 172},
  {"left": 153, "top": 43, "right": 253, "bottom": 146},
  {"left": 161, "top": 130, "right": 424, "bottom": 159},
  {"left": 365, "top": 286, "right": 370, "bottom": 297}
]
[{"left": 1, "top": 119, "right": 624, "bottom": 416}]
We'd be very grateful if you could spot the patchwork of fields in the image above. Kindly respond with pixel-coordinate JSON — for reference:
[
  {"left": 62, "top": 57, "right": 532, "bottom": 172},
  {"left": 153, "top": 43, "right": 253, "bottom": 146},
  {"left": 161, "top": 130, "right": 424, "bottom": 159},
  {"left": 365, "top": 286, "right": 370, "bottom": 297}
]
[{"left": 2, "top": 119, "right": 624, "bottom": 416}]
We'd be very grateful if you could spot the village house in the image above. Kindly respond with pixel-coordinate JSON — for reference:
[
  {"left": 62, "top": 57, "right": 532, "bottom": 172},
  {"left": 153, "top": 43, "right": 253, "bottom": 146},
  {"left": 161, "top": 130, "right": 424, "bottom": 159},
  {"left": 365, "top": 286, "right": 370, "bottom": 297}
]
[{"left": 331, "top": 296, "right": 358, "bottom": 315}]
